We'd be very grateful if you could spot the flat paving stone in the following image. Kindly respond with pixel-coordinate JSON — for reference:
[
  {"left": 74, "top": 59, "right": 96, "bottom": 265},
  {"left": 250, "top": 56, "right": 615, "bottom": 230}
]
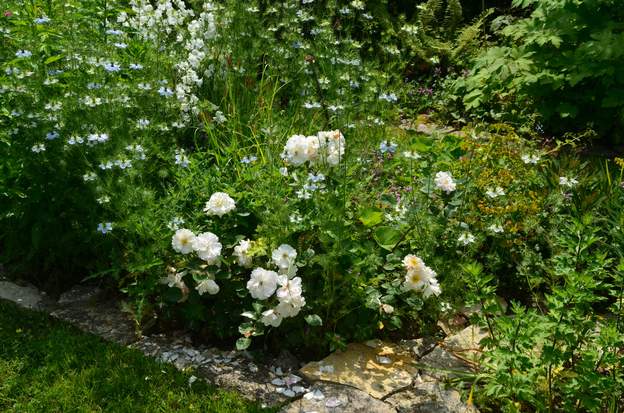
[
  {"left": 299, "top": 340, "right": 418, "bottom": 399},
  {"left": 0, "top": 280, "right": 47, "bottom": 310}
]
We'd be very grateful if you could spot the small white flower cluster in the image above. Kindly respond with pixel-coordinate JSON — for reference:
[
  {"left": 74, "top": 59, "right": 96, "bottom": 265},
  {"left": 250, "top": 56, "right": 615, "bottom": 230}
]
[
  {"left": 247, "top": 244, "right": 306, "bottom": 327},
  {"left": 521, "top": 153, "right": 540, "bottom": 164},
  {"left": 282, "top": 130, "right": 345, "bottom": 167},
  {"left": 559, "top": 176, "right": 579, "bottom": 188},
  {"left": 435, "top": 171, "right": 456, "bottom": 193},
  {"left": 458, "top": 232, "right": 476, "bottom": 245},
  {"left": 485, "top": 186, "right": 505, "bottom": 199},
  {"left": 175, "top": 3, "right": 217, "bottom": 116},
  {"left": 118, "top": 0, "right": 195, "bottom": 41},
  {"left": 402, "top": 255, "right": 441, "bottom": 298}
]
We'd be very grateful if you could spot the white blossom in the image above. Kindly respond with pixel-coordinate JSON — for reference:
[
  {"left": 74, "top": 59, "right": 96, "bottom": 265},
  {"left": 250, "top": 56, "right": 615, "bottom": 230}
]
[
  {"left": 204, "top": 192, "right": 236, "bottom": 216},
  {"left": 172, "top": 228, "right": 196, "bottom": 254}
]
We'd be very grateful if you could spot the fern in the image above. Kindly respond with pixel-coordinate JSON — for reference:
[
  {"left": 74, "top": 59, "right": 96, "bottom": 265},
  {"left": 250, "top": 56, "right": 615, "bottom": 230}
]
[
  {"left": 418, "top": 0, "right": 444, "bottom": 31},
  {"left": 444, "top": 0, "right": 463, "bottom": 35}
]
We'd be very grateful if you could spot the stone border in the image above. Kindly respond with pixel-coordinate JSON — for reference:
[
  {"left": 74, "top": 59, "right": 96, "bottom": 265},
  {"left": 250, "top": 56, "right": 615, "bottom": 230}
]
[{"left": 0, "top": 280, "right": 480, "bottom": 412}]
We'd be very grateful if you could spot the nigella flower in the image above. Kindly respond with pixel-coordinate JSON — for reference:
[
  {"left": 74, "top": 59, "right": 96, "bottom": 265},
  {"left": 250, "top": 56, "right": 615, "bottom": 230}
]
[
  {"left": 488, "top": 224, "right": 504, "bottom": 234},
  {"left": 379, "top": 93, "right": 398, "bottom": 103},
  {"left": 48, "top": 69, "right": 64, "bottom": 76},
  {"left": 83, "top": 172, "right": 97, "bottom": 182},
  {"left": 15, "top": 50, "right": 32, "bottom": 58},
  {"left": 167, "top": 217, "right": 185, "bottom": 231},
  {"left": 113, "top": 42, "right": 127, "bottom": 48},
  {"left": 97, "top": 222, "right": 113, "bottom": 234},
  {"left": 521, "top": 154, "right": 540, "bottom": 164},
  {"left": 158, "top": 86, "right": 174, "bottom": 97},
  {"left": 137, "top": 82, "right": 151, "bottom": 90},
  {"left": 307, "top": 173, "right": 325, "bottom": 183},
  {"left": 129, "top": 63, "right": 143, "bottom": 70},
  {"left": 240, "top": 155, "right": 257, "bottom": 164},
  {"left": 214, "top": 111, "right": 226, "bottom": 124},
  {"left": 403, "top": 150, "right": 421, "bottom": 160},
  {"left": 106, "top": 29, "right": 123, "bottom": 35},
  {"left": 136, "top": 118, "right": 150, "bottom": 128},
  {"left": 559, "top": 176, "right": 579, "bottom": 188},
  {"left": 46, "top": 131, "right": 59, "bottom": 140},
  {"left": 34, "top": 16, "right": 50, "bottom": 24},
  {"left": 174, "top": 149, "right": 189, "bottom": 167},
  {"left": 31, "top": 143, "right": 46, "bottom": 153},
  {"left": 458, "top": 232, "right": 475, "bottom": 245},
  {"left": 115, "top": 159, "right": 132, "bottom": 169},
  {"left": 379, "top": 140, "right": 398, "bottom": 154},
  {"left": 87, "top": 82, "right": 102, "bottom": 90},
  {"left": 303, "top": 101, "right": 321, "bottom": 109},
  {"left": 103, "top": 62, "right": 121, "bottom": 72},
  {"left": 485, "top": 186, "right": 505, "bottom": 199}
]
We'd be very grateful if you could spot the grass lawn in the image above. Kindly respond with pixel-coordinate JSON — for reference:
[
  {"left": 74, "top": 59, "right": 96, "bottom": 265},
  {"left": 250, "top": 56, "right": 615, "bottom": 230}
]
[{"left": 0, "top": 300, "right": 273, "bottom": 413}]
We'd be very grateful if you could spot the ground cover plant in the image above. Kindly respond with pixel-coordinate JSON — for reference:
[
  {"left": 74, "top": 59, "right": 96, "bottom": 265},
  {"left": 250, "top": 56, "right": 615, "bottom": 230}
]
[
  {"left": 0, "top": 300, "right": 270, "bottom": 413},
  {"left": 1, "top": 0, "right": 623, "bottom": 412}
]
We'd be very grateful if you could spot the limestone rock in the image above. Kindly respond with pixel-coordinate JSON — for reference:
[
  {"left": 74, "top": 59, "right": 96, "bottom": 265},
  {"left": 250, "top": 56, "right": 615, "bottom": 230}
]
[
  {"left": 417, "top": 347, "right": 472, "bottom": 381},
  {"left": 385, "top": 377, "right": 477, "bottom": 413},
  {"left": 281, "top": 382, "right": 396, "bottom": 413},
  {"left": 399, "top": 337, "right": 438, "bottom": 359},
  {"left": 299, "top": 340, "right": 418, "bottom": 399},
  {"left": 0, "top": 281, "right": 48, "bottom": 310},
  {"left": 51, "top": 285, "right": 138, "bottom": 345},
  {"left": 418, "top": 325, "right": 488, "bottom": 381}
]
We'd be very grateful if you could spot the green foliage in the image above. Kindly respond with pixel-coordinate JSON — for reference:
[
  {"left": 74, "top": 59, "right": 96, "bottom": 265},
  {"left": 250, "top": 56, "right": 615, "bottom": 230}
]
[{"left": 455, "top": 0, "right": 624, "bottom": 140}]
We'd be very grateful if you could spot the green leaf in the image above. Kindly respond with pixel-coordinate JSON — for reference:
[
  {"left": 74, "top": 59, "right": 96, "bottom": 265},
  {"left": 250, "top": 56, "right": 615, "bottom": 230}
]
[
  {"left": 236, "top": 337, "right": 251, "bottom": 350},
  {"left": 305, "top": 314, "right": 323, "bottom": 326},
  {"left": 359, "top": 208, "right": 384, "bottom": 227},
  {"left": 373, "top": 226, "right": 402, "bottom": 251},
  {"left": 241, "top": 311, "right": 256, "bottom": 320},
  {"left": 44, "top": 54, "right": 64, "bottom": 64}
]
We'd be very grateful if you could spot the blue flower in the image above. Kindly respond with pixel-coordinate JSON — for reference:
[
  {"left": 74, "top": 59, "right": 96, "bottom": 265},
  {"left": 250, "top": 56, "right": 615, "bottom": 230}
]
[{"left": 379, "top": 140, "right": 398, "bottom": 154}]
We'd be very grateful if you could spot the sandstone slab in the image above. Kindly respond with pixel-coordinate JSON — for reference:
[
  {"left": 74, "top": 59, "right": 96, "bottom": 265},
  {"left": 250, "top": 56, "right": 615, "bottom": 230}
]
[{"left": 299, "top": 340, "right": 418, "bottom": 399}]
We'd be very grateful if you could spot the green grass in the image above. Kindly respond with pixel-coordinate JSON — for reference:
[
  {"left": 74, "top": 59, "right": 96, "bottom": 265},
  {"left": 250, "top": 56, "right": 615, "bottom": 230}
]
[{"left": 0, "top": 300, "right": 273, "bottom": 413}]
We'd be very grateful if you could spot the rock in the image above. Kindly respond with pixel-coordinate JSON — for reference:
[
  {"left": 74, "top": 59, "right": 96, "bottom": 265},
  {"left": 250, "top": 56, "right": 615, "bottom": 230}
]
[
  {"left": 58, "top": 284, "right": 106, "bottom": 305},
  {"left": 198, "top": 359, "right": 292, "bottom": 406},
  {"left": 299, "top": 340, "right": 418, "bottom": 399},
  {"left": 399, "top": 337, "right": 438, "bottom": 359},
  {"left": 385, "top": 376, "right": 477, "bottom": 413},
  {"left": 281, "top": 382, "right": 396, "bottom": 413},
  {"left": 443, "top": 325, "right": 489, "bottom": 361},
  {"left": 51, "top": 285, "right": 138, "bottom": 345},
  {"left": 417, "top": 347, "right": 472, "bottom": 381},
  {"left": 0, "top": 281, "right": 48, "bottom": 310},
  {"left": 273, "top": 349, "right": 301, "bottom": 373},
  {"left": 418, "top": 325, "right": 488, "bottom": 381}
]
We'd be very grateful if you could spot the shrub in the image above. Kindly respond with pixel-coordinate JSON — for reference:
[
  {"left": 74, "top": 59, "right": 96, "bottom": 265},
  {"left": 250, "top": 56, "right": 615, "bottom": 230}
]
[{"left": 454, "top": 0, "right": 624, "bottom": 140}]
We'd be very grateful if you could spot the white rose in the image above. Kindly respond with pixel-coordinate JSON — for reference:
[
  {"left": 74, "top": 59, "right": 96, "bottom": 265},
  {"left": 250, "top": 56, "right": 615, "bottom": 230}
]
[
  {"left": 271, "top": 244, "right": 297, "bottom": 272},
  {"left": 192, "top": 232, "right": 222, "bottom": 264},
  {"left": 204, "top": 192, "right": 236, "bottom": 216},
  {"left": 434, "top": 171, "right": 456, "bottom": 193},
  {"left": 172, "top": 228, "right": 196, "bottom": 254},
  {"left": 196, "top": 278, "right": 219, "bottom": 295},
  {"left": 247, "top": 268, "right": 279, "bottom": 300}
]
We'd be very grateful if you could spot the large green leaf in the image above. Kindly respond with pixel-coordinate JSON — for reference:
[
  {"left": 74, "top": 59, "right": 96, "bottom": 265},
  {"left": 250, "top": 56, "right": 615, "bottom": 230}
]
[{"left": 373, "top": 226, "right": 402, "bottom": 251}]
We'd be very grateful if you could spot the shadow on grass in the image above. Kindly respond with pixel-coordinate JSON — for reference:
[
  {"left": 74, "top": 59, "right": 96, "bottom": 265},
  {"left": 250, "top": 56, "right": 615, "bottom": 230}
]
[{"left": 0, "top": 300, "right": 272, "bottom": 413}]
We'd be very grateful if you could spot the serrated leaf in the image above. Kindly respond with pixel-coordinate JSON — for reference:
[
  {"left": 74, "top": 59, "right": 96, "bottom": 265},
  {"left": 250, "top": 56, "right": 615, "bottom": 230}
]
[{"left": 236, "top": 337, "right": 251, "bottom": 350}]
